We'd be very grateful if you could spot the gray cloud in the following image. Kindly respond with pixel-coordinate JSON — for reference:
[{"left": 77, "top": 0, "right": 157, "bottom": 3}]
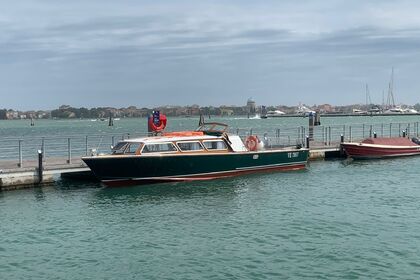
[{"left": 1, "top": 1, "right": 420, "bottom": 109}]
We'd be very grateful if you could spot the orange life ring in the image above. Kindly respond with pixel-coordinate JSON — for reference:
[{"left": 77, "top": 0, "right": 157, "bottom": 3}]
[
  {"left": 148, "top": 114, "right": 167, "bottom": 132},
  {"left": 245, "top": 135, "right": 259, "bottom": 151}
]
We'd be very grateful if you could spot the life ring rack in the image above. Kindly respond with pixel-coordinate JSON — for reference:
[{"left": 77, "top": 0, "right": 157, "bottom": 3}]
[{"left": 148, "top": 114, "right": 167, "bottom": 132}]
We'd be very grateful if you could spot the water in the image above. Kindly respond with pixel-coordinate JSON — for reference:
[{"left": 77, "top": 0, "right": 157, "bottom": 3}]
[{"left": 2, "top": 117, "right": 420, "bottom": 279}]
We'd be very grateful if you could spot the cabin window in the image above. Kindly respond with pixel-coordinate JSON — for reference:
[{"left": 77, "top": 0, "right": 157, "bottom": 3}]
[
  {"left": 142, "top": 143, "right": 177, "bottom": 154},
  {"left": 177, "top": 141, "right": 204, "bottom": 152},
  {"left": 112, "top": 142, "right": 129, "bottom": 154},
  {"left": 125, "top": 143, "right": 142, "bottom": 154},
  {"left": 203, "top": 140, "right": 228, "bottom": 150}
]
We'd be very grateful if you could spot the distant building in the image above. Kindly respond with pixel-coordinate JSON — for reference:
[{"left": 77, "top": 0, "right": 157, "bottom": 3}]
[
  {"left": 220, "top": 108, "right": 234, "bottom": 116},
  {"left": 246, "top": 98, "right": 256, "bottom": 114}
]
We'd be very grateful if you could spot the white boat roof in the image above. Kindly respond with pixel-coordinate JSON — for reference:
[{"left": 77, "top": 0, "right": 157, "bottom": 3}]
[{"left": 124, "top": 134, "right": 221, "bottom": 143}]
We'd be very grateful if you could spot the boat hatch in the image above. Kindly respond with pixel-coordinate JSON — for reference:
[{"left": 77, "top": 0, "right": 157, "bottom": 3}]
[
  {"left": 141, "top": 142, "right": 177, "bottom": 154},
  {"left": 196, "top": 122, "right": 228, "bottom": 136}
]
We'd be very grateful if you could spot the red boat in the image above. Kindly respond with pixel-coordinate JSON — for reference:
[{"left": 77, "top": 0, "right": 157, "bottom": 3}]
[{"left": 341, "top": 137, "right": 420, "bottom": 159}]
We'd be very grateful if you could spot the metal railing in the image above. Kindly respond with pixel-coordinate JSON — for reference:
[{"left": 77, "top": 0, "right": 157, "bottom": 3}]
[{"left": 0, "top": 121, "right": 418, "bottom": 170}]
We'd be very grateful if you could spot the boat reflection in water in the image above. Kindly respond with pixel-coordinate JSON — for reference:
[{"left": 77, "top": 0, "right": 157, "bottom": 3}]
[{"left": 83, "top": 122, "right": 309, "bottom": 187}]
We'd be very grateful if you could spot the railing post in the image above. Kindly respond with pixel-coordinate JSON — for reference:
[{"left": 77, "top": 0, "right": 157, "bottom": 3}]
[
  {"left": 112, "top": 136, "right": 115, "bottom": 146},
  {"left": 374, "top": 132, "right": 377, "bottom": 138},
  {"left": 349, "top": 126, "right": 352, "bottom": 142},
  {"left": 362, "top": 124, "right": 365, "bottom": 138},
  {"left": 408, "top": 123, "right": 411, "bottom": 137},
  {"left": 306, "top": 135, "right": 310, "bottom": 148},
  {"left": 41, "top": 137, "right": 45, "bottom": 158},
  {"left": 398, "top": 123, "right": 401, "bottom": 136},
  {"left": 389, "top": 123, "right": 392, "bottom": 138},
  {"left": 297, "top": 127, "right": 301, "bottom": 142},
  {"left": 85, "top": 136, "right": 89, "bottom": 156},
  {"left": 381, "top": 123, "right": 384, "bottom": 137},
  {"left": 340, "top": 134, "right": 344, "bottom": 143},
  {"left": 18, "top": 140, "right": 23, "bottom": 168},
  {"left": 67, "top": 138, "right": 72, "bottom": 164},
  {"left": 369, "top": 125, "right": 372, "bottom": 138},
  {"left": 402, "top": 130, "right": 406, "bottom": 138}
]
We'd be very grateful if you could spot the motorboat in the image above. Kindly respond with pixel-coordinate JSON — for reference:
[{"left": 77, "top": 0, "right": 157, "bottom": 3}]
[
  {"left": 82, "top": 120, "right": 309, "bottom": 187},
  {"left": 265, "top": 110, "right": 286, "bottom": 117},
  {"left": 341, "top": 137, "right": 420, "bottom": 159}
]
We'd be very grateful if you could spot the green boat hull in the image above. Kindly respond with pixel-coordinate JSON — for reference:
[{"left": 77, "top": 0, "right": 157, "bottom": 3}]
[{"left": 83, "top": 149, "right": 309, "bottom": 187}]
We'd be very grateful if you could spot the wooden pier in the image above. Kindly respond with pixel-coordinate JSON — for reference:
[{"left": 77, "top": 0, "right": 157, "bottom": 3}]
[{"left": 0, "top": 147, "right": 343, "bottom": 191}]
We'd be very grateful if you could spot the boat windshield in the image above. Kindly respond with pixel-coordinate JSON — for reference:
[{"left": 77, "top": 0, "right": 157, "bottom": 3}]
[
  {"left": 112, "top": 142, "right": 129, "bottom": 154},
  {"left": 196, "top": 122, "right": 228, "bottom": 134}
]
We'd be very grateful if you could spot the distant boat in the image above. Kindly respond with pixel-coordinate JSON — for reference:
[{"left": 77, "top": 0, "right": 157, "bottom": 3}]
[
  {"left": 296, "top": 103, "right": 315, "bottom": 116},
  {"left": 265, "top": 110, "right": 286, "bottom": 117},
  {"left": 403, "top": 108, "right": 418, "bottom": 114},
  {"left": 384, "top": 106, "right": 404, "bottom": 114},
  {"left": 114, "top": 118, "right": 121, "bottom": 121},
  {"left": 352, "top": 109, "right": 367, "bottom": 115}
]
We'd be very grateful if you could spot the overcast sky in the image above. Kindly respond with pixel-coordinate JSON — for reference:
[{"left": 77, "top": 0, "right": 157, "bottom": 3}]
[{"left": 1, "top": 0, "right": 420, "bottom": 110}]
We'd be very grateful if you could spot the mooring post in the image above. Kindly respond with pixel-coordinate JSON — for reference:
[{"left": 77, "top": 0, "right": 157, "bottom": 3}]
[
  {"left": 67, "top": 138, "right": 72, "bottom": 164},
  {"left": 306, "top": 135, "right": 310, "bottom": 149},
  {"left": 308, "top": 114, "right": 314, "bottom": 140},
  {"left": 112, "top": 136, "right": 115, "bottom": 146},
  {"left": 37, "top": 150, "right": 43, "bottom": 183},
  {"left": 340, "top": 134, "right": 345, "bottom": 156},
  {"left": 41, "top": 137, "right": 45, "bottom": 158},
  {"left": 18, "top": 139, "right": 23, "bottom": 168},
  {"left": 403, "top": 130, "right": 406, "bottom": 138},
  {"left": 374, "top": 132, "right": 377, "bottom": 138},
  {"left": 328, "top": 126, "right": 331, "bottom": 146}
]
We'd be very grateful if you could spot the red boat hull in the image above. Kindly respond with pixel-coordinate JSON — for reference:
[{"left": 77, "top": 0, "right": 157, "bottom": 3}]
[{"left": 342, "top": 142, "right": 420, "bottom": 159}]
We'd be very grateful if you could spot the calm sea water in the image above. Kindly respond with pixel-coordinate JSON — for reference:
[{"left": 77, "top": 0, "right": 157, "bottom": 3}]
[{"left": 1, "top": 116, "right": 420, "bottom": 279}]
